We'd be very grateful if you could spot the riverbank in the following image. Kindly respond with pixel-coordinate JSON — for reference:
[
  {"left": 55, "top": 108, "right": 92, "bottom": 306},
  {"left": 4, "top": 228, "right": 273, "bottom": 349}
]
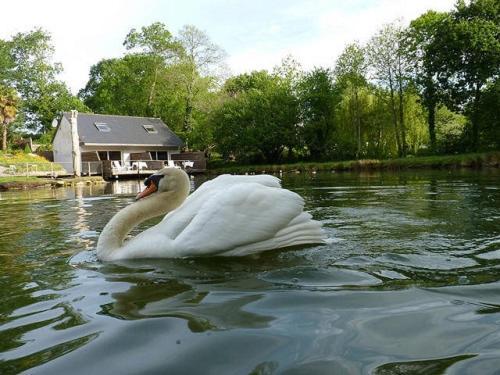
[
  {"left": 208, "top": 151, "right": 500, "bottom": 175},
  {"left": 0, "top": 176, "right": 106, "bottom": 191}
]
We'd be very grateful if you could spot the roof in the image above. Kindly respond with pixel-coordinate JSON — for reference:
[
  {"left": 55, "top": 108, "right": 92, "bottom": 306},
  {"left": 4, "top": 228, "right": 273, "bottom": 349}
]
[{"left": 61, "top": 112, "right": 183, "bottom": 148}]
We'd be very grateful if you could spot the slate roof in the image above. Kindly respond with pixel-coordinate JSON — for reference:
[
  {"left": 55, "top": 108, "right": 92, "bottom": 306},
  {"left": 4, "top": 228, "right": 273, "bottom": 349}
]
[{"left": 61, "top": 112, "right": 183, "bottom": 147}]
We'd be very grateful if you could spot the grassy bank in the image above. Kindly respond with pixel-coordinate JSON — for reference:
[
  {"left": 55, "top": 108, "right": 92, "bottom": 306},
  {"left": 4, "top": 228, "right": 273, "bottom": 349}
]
[
  {"left": 0, "top": 151, "right": 52, "bottom": 164},
  {"left": 208, "top": 151, "right": 500, "bottom": 175}
]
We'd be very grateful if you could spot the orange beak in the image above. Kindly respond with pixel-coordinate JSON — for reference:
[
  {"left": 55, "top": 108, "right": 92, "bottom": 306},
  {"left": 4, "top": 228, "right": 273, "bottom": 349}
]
[{"left": 136, "top": 182, "right": 157, "bottom": 200}]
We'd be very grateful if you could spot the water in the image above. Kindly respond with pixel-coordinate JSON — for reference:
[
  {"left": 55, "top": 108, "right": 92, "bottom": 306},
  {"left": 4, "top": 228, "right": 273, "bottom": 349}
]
[{"left": 1, "top": 170, "right": 499, "bottom": 374}]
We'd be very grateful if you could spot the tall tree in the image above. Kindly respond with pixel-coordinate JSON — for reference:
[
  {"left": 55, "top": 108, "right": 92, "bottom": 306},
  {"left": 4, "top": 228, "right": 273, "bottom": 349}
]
[
  {"left": 124, "top": 22, "right": 183, "bottom": 117},
  {"left": 212, "top": 70, "right": 299, "bottom": 163},
  {"left": 79, "top": 55, "right": 154, "bottom": 116},
  {"left": 408, "top": 11, "right": 448, "bottom": 152},
  {"left": 298, "top": 68, "right": 339, "bottom": 159},
  {"left": 368, "top": 22, "right": 413, "bottom": 157},
  {"left": 334, "top": 42, "right": 368, "bottom": 158},
  {"left": 79, "top": 55, "right": 186, "bottom": 131},
  {"left": 0, "top": 86, "right": 19, "bottom": 150},
  {"left": 4, "top": 29, "right": 87, "bottom": 133},
  {"left": 427, "top": 0, "right": 500, "bottom": 150},
  {"left": 176, "top": 25, "right": 227, "bottom": 134}
]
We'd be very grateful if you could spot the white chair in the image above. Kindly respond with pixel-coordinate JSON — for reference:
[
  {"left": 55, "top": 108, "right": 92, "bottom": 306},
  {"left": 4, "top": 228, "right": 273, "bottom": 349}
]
[{"left": 112, "top": 161, "right": 122, "bottom": 170}]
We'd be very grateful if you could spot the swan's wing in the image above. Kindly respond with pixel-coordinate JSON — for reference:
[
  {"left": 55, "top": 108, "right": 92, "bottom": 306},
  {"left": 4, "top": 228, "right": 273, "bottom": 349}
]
[
  {"left": 166, "top": 182, "right": 304, "bottom": 256},
  {"left": 185, "top": 174, "right": 281, "bottom": 204},
  {"left": 159, "top": 174, "right": 281, "bottom": 237}
]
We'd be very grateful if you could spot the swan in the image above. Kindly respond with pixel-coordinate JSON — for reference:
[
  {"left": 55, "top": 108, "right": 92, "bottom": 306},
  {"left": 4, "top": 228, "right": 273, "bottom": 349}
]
[{"left": 96, "top": 167, "right": 325, "bottom": 261}]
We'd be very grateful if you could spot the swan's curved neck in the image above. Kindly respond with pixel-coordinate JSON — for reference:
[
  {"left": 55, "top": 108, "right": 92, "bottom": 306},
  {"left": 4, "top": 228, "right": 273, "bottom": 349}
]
[{"left": 96, "top": 189, "right": 187, "bottom": 260}]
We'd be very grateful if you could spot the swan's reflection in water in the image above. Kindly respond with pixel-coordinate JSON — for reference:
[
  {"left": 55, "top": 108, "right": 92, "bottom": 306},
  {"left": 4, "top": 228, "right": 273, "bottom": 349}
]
[{"left": 96, "top": 259, "right": 276, "bottom": 332}]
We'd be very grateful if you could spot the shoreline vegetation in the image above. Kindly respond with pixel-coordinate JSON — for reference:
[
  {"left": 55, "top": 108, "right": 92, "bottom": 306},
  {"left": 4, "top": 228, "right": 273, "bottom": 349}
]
[
  {"left": 208, "top": 151, "right": 500, "bottom": 175},
  {"left": 0, "top": 176, "right": 105, "bottom": 191},
  {"left": 1, "top": 151, "right": 498, "bottom": 191}
]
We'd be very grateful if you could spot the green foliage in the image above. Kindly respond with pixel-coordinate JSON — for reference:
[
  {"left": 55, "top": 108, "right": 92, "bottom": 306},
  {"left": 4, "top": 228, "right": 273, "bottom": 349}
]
[
  {"left": 421, "top": 0, "right": 500, "bottom": 149},
  {"left": 408, "top": 10, "right": 449, "bottom": 151},
  {"left": 124, "top": 22, "right": 182, "bottom": 58},
  {"left": 0, "top": 28, "right": 88, "bottom": 135},
  {"left": 297, "top": 68, "right": 340, "bottom": 160},
  {"left": 0, "top": 85, "right": 20, "bottom": 150},
  {"left": 476, "top": 79, "right": 500, "bottom": 150},
  {"left": 35, "top": 128, "right": 56, "bottom": 151},
  {"left": 3, "top": 8, "right": 498, "bottom": 164},
  {"left": 211, "top": 70, "right": 299, "bottom": 163},
  {"left": 81, "top": 23, "right": 225, "bottom": 149},
  {"left": 435, "top": 105, "right": 468, "bottom": 153}
]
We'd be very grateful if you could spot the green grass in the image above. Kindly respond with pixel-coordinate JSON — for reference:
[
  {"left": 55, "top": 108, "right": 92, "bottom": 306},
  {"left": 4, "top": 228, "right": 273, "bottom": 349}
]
[
  {"left": 208, "top": 151, "right": 500, "bottom": 175},
  {"left": 0, "top": 176, "right": 47, "bottom": 183},
  {"left": 0, "top": 151, "right": 64, "bottom": 172},
  {"left": 0, "top": 151, "right": 52, "bottom": 164}
]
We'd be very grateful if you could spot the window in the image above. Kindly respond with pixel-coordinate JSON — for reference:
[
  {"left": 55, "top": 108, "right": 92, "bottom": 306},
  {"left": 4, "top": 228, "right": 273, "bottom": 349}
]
[
  {"left": 157, "top": 152, "right": 168, "bottom": 160},
  {"left": 108, "top": 151, "right": 121, "bottom": 161},
  {"left": 143, "top": 124, "right": 157, "bottom": 134},
  {"left": 95, "top": 122, "right": 110, "bottom": 132},
  {"left": 98, "top": 151, "right": 108, "bottom": 160},
  {"left": 97, "top": 151, "right": 121, "bottom": 161}
]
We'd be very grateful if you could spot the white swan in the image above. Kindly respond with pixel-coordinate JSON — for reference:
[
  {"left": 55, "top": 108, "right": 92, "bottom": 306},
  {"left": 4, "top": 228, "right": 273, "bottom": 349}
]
[{"left": 96, "top": 167, "right": 325, "bottom": 261}]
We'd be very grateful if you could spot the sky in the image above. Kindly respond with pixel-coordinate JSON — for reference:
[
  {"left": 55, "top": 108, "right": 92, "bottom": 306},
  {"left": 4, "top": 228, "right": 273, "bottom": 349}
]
[{"left": 1, "top": 0, "right": 457, "bottom": 94}]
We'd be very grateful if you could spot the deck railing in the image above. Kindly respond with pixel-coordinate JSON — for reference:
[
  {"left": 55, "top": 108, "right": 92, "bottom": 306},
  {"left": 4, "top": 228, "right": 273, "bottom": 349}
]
[{"left": 0, "top": 159, "right": 196, "bottom": 178}]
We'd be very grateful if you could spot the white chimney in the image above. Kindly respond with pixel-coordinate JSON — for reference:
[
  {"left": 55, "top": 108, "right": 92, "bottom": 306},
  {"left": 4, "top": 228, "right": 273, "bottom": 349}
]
[{"left": 70, "top": 110, "right": 81, "bottom": 177}]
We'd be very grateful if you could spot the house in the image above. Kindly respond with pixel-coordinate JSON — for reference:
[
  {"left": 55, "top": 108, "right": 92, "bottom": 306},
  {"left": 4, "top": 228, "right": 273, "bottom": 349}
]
[{"left": 52, "top": 111, "right": 184, "bottom": 176}]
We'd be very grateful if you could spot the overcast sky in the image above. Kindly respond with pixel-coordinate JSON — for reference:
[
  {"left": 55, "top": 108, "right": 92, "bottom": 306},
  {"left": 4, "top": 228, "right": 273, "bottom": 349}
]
[{"left": 1, "top": 0, "right": 456, "bottom": 94}]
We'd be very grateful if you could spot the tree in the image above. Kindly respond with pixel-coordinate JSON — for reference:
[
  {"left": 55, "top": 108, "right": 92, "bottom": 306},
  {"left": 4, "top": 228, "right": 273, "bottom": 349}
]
[
  {"left": 435, "top": 104, "right": 468, "bottom": 153},
  {"left": 79, "top": 55, "right": 155, "bottom": 116},
  {"left": 475, "top": 79, "right": 500, "bottom": 149},
  {"left": 0, "top": 86, "right": 19, "bottom": 150},
  {"left": 334, "top": 42, "right": 368, "bottom": 158},
  {"left": 427, "top": 0, "right": 500, "bottom": 150},
  {"left": 367, "top": 22, "right": 413, "bottom": 157},
  {"left": 298, "top": 68, "right": 339, "bottom": 159},
  {"left": 124, "top": 22, "right": 183, "bottom": 117},
  {"left": 176, "top": 25, "right": 227, "bottom": 134},
  {"left": 408, "top": 11, "right": 448, "bottom": 151},
  {"left": 212, "top": 71, "right": 299, "bottom": 163},
  {"left": 4, "top": 29, "right": 88, "bottom": 133}
]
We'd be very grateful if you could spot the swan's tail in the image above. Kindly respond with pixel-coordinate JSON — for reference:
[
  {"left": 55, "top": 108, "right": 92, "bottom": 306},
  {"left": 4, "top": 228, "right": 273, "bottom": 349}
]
[{"left": 222, "top": 212, "right": 326, "bottom": 256}]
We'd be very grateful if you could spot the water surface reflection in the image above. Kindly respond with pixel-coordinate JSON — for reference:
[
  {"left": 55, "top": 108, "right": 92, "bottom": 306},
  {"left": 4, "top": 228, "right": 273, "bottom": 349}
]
[{"left": 1, "top": 169, "right": 499, "bottom": 374}]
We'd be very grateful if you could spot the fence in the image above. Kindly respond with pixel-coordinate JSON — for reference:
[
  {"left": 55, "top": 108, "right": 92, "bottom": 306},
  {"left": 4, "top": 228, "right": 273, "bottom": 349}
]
[{"left": 0, "top": 162, "right": 74, "bottom": 178}]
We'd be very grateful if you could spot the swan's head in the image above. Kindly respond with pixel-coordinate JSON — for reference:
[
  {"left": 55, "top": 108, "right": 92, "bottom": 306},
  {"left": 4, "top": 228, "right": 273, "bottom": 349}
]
[{"left": 136, "top": 167, "right": 190, "bottom": 200}]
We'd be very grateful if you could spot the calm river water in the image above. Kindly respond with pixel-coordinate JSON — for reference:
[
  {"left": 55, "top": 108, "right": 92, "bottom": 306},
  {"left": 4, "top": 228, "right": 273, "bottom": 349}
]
[{"left": 1, "top": 169, "right": 500, "bottom": 374}]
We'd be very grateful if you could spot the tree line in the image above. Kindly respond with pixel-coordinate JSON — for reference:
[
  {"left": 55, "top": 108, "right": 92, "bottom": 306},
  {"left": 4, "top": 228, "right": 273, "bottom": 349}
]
[{"left": 0, "top": 0, "right": 498, "bottom": 163}]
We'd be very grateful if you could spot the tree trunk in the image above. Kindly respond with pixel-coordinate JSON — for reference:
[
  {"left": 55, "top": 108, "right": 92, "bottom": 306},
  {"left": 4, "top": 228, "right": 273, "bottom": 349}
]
[
  {"left": 428, "top": 101, "right": 436, "bottom": 152},
  {"left": 388, "top": 74, "right": 402, "bottom": 157},
  {"left": 397, "top": 55, "right": 407, "bottom": 157},
  {"left": 471, "top": 83, "right": 481, "bottom": 151},
  {"left": 1, "top": 122, "right": 7, "bottom": 151},
  {"left": 183, "top": 95, "right": 193, "bottom": 133},
  {"left": 424, "top": 75, "right": 437, "bottom": 152},
  {"left": 147, "top": 64, "right": 159, "bottom": 117},
  {"left": 398, "top": 82, "right": 406, "bottom": 157},
  {"left": 355, "top": 89, "right": 361, "bottom": 158},
  {"left": 182, "top": 64, "right": 196, "bottom": 133}
]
